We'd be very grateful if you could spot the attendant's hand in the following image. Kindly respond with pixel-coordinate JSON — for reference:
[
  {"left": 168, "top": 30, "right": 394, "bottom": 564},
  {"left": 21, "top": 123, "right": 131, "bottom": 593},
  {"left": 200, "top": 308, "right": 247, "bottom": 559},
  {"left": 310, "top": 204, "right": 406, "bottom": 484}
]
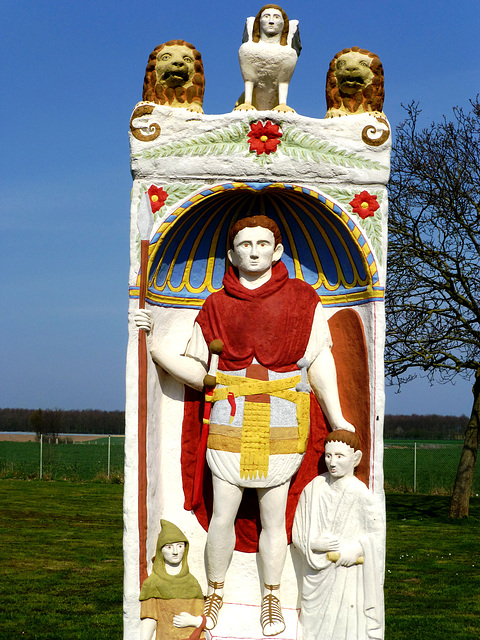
[
  {"left": 311, "top": 533, "right": 340, "bottom": 553},
  {"left": 336, "top": 542, "right": 363, "bottom": 567}
]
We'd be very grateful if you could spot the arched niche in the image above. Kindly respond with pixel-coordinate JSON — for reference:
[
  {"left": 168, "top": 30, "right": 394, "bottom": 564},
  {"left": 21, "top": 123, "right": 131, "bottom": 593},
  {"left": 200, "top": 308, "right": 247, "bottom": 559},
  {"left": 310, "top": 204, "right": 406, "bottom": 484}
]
[
  {"left": 130, "top": 181, "right": 376, "bottom": 550},
  {"left": 130, "top": 182, "right": 382, "bottom": 309}
]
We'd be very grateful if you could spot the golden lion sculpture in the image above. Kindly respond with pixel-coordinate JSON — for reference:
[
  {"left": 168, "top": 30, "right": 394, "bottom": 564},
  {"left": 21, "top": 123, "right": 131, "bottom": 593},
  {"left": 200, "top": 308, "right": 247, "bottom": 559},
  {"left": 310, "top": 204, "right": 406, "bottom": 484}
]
[
  {"left": 325, "top": 47, "right": 384, "bottom": 118},
  {"left": 142, "top": 39, "right": 205, "bottom": 113}
]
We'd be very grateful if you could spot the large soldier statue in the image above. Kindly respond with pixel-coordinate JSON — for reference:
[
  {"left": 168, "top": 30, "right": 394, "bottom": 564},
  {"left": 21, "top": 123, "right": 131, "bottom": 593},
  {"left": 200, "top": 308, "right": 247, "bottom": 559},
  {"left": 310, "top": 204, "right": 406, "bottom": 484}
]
[{"left": 135, "top": 215, "right": 354, "bottom": 636}]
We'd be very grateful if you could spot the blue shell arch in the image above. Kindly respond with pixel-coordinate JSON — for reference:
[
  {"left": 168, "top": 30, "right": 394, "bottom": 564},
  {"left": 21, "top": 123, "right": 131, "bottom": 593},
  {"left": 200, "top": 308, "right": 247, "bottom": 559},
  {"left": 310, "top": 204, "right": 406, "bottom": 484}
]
[{"left": 132, "top": 182, "right": 383, "bottom": 309}]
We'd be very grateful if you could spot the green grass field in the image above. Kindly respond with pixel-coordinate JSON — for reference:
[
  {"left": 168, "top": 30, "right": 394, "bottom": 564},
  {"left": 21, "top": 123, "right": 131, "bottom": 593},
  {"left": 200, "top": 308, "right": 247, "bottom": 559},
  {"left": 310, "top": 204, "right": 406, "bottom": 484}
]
[
  {"left": 384, "top": 440, "right": 480, "bottom": 494},
  {"left": 0, "top": 438, "right": 125, "bottom": 482},
  {"left": 0, "top": 480, "right": 479, "bottom": 639}
]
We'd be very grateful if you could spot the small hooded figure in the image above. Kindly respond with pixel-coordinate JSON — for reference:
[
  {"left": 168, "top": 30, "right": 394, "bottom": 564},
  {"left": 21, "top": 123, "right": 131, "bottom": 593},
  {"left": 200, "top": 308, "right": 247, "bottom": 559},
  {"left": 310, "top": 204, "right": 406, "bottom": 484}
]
[{"left": 140, "top": 520, "right": 206, "bottom": 640}]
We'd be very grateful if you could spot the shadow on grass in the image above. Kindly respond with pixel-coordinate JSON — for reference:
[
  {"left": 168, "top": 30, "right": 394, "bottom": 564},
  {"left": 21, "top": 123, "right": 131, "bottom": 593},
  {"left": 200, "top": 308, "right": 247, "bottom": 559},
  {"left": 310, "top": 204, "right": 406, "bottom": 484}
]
[{"left": 386, "top": 493, "right": 480, "bottom": 522}]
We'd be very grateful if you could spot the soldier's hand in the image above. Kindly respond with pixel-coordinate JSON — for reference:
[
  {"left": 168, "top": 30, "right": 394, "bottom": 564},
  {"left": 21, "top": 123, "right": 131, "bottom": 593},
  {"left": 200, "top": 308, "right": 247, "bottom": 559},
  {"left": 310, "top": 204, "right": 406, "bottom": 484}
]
[
  {"left": 203, "top": 374, "right": 217, "bottom": 389},
  {"left": 333, "top": 418, "right": 355, "bottom": 433},
  {"left": 134, "top": 309, "right": 153, "bottom": 333}
]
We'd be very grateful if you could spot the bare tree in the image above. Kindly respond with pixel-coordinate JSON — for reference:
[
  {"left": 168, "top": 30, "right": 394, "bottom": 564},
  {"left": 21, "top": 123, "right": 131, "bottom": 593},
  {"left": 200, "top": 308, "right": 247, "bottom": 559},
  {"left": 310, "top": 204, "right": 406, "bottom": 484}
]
[{"left": 386, "top": 100, "right": 480, "bottom": 518}]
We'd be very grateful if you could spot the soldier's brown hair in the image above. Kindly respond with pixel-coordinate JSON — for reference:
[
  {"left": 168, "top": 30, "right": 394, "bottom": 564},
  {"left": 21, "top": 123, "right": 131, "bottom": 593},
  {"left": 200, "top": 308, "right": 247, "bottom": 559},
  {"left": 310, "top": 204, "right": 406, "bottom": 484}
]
[{"left": 229, "top": 215, "right": 282, "bottom": 247}]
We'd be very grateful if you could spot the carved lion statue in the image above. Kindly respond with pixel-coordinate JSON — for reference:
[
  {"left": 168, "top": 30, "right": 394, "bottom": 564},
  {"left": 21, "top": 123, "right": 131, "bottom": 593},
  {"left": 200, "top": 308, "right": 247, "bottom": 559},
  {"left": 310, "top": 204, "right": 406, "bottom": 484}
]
[
  {"left": 325, "top": 47, "right": 384, "bottom": 118},
  {"left": 142, "top": 39, "right": 205, "bottom": 113}
]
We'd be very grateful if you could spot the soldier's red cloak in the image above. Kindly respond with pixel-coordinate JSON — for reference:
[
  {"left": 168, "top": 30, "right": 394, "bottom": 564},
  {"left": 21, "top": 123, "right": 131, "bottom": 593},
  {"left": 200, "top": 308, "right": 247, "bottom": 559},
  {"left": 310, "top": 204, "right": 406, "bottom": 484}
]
[{"left": 181, "top": 262, "right": 329, "bottom": 553}]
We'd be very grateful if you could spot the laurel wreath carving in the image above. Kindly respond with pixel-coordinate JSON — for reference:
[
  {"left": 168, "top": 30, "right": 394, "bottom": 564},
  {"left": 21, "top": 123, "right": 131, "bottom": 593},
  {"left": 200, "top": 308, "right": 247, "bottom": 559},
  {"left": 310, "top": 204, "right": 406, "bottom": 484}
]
[
  {"left": 138, "top": 122, "right": 250, "bottom": 159},
  {"left": 279, "top": 126, "right": 387, "bottom": 170},
  {"left": 135, "top": 121, "right": 388, "bottom": 171}
]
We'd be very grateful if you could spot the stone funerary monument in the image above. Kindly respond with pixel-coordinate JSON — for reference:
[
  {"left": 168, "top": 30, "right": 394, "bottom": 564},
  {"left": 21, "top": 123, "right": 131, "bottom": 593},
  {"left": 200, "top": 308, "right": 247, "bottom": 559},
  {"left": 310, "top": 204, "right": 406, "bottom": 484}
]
[{"left": 125, "top": 5, "right": 389, "bottom": 640}]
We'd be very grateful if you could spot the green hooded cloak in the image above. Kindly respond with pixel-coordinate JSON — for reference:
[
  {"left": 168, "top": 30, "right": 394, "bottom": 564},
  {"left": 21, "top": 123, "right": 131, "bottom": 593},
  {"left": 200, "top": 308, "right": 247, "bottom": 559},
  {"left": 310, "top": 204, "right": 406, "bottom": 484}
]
[{"left": 139, "top": 520, "right": 204, "bottom": 601}]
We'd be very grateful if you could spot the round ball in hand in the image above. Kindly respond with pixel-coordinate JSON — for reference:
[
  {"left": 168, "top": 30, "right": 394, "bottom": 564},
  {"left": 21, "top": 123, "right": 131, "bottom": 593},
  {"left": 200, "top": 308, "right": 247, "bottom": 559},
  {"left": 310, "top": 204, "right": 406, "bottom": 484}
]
[{"left": 209, "top": 339, "right": 223, "bottom": 355}]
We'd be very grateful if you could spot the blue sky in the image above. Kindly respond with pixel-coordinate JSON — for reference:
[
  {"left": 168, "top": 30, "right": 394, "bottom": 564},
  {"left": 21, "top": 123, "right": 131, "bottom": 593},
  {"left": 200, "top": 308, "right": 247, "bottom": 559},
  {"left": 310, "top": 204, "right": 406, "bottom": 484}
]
[{"left": 1, "top": 0, "right": 478, "bottom": 416}]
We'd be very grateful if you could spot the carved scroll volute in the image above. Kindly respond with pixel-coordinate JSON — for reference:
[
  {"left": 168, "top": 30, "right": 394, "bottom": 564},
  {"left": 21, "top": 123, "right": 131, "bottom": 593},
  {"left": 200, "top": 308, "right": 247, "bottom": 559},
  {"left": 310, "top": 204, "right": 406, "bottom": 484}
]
[
  {"left": 362, "top": 116, "right": 390, "bottom": 147},
  {"left": 130, "top": 104, "right": 161, "bottom": 142}
]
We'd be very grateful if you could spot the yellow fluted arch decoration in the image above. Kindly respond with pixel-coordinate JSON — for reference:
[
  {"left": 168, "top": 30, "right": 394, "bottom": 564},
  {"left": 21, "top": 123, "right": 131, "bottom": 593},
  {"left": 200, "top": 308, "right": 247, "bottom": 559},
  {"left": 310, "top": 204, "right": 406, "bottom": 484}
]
[{"left": 129, "top": 182, "right": 383, "bottom": 309}]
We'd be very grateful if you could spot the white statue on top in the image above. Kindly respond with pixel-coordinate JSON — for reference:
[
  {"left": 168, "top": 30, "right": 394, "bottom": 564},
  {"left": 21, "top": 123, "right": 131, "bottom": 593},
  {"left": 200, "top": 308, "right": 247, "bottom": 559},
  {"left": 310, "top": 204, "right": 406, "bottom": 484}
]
[
  {"left": 292, "top": 431, "right": 384, "bottom": 640},
  {"left": 235, "top": 4, "right": 301, "bottom": 112}
]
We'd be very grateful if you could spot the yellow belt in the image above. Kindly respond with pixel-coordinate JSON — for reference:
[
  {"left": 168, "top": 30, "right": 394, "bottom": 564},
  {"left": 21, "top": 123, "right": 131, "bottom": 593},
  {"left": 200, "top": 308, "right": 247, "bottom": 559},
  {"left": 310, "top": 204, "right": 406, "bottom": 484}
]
[{"left": 209, "top": 372, "right": 310, "bottom": 479}]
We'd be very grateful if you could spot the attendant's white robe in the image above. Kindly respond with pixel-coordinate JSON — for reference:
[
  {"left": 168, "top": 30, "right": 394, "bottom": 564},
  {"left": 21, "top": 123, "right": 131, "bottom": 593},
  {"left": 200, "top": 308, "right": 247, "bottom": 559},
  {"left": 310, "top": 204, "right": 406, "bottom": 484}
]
[{"left": 292, "top": 474, "right": 383, "bottom": 640}]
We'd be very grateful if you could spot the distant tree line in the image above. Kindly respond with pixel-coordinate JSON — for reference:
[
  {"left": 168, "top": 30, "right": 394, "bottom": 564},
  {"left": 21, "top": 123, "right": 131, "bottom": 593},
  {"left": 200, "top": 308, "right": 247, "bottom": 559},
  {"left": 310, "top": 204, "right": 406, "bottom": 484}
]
[
  {"left": 0, "top": 408, "right": 125, "bottom": 436},
  {"left": 0, "top": 408, "right": 468, "bottom": 441},
  {"left": 384, "top": 414, "right": 468, "bottom": 440}
]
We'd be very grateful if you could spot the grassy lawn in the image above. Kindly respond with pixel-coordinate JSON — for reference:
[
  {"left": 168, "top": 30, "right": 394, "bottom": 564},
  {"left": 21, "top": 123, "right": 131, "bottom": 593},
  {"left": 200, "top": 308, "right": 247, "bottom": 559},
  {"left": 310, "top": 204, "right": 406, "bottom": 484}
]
[
  {"left": 385, "top": 494, "right": 480, "bottom": 639},
  {"left": 0, "top": 480, "right": 123, "bottom": 639},
  {"left": 0, "top": 480, "right": 479, "bottom": 639}
]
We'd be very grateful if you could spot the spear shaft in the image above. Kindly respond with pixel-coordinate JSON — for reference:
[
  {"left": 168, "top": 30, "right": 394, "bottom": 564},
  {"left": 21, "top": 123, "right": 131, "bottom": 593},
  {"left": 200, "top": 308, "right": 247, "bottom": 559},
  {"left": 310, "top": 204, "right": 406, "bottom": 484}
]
[{"left": 136, "top": 193, "right": 153, "bottom": 587}]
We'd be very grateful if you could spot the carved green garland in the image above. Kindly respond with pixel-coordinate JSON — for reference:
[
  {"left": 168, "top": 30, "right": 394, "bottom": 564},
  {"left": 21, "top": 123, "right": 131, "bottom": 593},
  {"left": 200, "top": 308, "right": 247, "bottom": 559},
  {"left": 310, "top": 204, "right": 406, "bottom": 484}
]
[
  {"left": 138, "top": 123, "right": 248, "bottom": 161},
  {"left": 135, "top": 121, "right": 388, "bottom": 171},
  {"left": 279, "top": 127, "right": 386, "bottom": 170}
]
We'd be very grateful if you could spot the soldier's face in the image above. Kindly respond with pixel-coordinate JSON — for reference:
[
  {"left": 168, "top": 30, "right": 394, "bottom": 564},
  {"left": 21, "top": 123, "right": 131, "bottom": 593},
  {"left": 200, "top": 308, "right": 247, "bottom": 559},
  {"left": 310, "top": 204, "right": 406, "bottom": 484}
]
[{"left": 230, "top": 227, "right": 282, "bottom": 277}]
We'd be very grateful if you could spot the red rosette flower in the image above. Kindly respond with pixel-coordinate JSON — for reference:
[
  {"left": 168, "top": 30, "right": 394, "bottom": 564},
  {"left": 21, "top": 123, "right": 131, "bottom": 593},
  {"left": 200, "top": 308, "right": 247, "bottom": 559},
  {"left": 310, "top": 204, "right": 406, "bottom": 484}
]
[
  {"left": 248, "top": 120, "right": 282, "bottom": 155},
  {"left": 349, "top": 191, "right": 380, "bottom": 219},
  {"left": 147, "top": 185, "right": 168, "bottom": 213}
]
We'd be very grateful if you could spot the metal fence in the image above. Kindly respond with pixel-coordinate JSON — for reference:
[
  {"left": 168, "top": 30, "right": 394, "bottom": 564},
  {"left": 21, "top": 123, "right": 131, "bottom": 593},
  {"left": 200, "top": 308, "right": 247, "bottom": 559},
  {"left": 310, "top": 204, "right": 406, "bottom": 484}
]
[
  {"left": 0, "top": 435, "right": 125, "bottom": 482},
  {"left": 384, "top": 440, "right": 480, "bottom": 494},
  {"left": 1, "top": 436, "right": 480, "bottom": 494}
]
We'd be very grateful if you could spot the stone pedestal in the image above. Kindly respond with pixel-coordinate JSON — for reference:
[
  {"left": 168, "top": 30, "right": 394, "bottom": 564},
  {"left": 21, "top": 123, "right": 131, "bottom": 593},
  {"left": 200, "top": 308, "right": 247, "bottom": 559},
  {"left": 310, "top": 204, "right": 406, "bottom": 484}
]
[{"left": 124, "top": 105, "right": 390, "bottom": 640}]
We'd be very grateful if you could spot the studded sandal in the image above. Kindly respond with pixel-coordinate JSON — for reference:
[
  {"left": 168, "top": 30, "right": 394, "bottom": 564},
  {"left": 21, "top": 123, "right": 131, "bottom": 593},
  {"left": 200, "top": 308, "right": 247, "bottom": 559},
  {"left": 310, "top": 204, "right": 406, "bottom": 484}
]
[
  {"left": 261, "top": 583, "right": 285, "bottom": 636},
  {"left": 204, "top": 580, "right": 224, "bottom": 630}
]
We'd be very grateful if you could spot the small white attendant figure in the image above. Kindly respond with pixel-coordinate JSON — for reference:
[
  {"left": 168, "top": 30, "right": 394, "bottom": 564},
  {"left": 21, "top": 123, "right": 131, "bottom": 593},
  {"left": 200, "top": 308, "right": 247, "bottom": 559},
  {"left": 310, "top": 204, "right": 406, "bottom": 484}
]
[
  {"left": 292, "top": 431, "right": 384, "bottom": 640},
  {"left": 235, "top": 4, "right": 301, "bottom": 112}
]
